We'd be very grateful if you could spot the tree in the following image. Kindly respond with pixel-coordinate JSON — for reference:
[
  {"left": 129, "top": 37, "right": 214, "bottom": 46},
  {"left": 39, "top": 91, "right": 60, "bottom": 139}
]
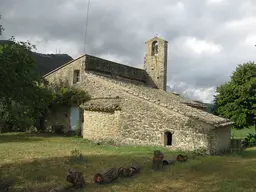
[
  {"left": 0, "top": 37, "right": 44, "bottom": 104},
  {"left": 216, "top": 61, "right": 256, "bottom": 129},
  {"left": 0, "top": 37, "right": 52, "bottom": 131}
]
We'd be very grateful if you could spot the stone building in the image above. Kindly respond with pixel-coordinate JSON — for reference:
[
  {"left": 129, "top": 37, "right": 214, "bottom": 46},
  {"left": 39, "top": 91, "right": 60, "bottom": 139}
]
[{"left": 44, "top": 36, "right": 233, "bottom": 155}]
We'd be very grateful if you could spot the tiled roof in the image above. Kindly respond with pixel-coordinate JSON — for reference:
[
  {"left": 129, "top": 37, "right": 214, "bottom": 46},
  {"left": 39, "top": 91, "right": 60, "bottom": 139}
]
[{"left": 88, "top": 72, "right": 233, "bottom": 128}]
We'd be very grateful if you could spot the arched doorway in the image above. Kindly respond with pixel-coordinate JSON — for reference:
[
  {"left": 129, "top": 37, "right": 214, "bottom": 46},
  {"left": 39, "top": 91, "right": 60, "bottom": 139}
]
[{"left": 164, "top": 131, "right": 172, "bottom": 146}]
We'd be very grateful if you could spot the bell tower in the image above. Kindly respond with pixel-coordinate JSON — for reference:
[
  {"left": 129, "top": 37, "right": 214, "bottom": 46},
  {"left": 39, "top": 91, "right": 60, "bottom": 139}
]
[{"left": 144, "top": 36, "right": 168, "bottom": 91}]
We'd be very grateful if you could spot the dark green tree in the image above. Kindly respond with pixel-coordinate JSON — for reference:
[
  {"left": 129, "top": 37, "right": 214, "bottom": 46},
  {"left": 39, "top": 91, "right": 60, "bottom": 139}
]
[
  {"left": 216, "top": 61, "right": 256, "bottom": 129},
  {"left": 0, "top": 36, "right": 52, "bottom": 131}
]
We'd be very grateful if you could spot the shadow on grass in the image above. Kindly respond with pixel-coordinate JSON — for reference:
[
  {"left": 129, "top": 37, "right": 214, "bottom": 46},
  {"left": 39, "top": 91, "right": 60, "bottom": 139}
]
[
  {"left": 0, "top": 133, "right": 44, "bottom": 143},
  {"left": 0, "top": 132, "right": 78, "bottom": 144},
  {"left": 0, "top": 154, "right": 155, "bottom": 192},
  {"left": 1, "top": 149, "right": 256, "bottom": 192}
]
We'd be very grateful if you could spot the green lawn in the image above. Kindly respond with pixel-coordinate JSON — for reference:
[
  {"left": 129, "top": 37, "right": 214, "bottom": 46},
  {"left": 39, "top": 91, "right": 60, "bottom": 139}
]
[
  {"left": 0, "top": 133, "right": 256, "bottom": 192},
  {"left": 231, "top": 126, "right": 256, "bottom": 139}
]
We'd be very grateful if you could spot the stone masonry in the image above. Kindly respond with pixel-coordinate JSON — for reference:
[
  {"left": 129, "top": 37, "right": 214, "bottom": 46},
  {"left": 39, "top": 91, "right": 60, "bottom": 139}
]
[{"left": 44, "top": 36, "right": 234, "bottom": 155}]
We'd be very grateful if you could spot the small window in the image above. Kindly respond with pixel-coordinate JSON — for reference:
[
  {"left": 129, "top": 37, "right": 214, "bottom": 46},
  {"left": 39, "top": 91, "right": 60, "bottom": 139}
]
[{"left": 73, "top": 70, "right": 80, "bottom": 84}]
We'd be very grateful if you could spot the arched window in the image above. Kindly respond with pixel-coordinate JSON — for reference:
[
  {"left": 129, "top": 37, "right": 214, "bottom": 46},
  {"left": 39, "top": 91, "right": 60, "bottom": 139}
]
[
  {"left": 151, "top": 41, "right": 159, "bottom": 56},
  {"left": 164, "top": 131, "right": 172, "bottom": 146}
]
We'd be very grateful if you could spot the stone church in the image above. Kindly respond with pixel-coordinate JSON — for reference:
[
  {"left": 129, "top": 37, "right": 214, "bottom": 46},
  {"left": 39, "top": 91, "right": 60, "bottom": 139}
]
[{"left": 44, "top": 36, "right": 233, "bottom": 155}]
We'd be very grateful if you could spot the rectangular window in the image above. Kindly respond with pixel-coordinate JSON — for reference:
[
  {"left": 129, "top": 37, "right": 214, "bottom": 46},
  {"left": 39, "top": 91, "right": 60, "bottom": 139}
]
[{"left": 73, "top": 70, "right": 80, "bottom": 84}]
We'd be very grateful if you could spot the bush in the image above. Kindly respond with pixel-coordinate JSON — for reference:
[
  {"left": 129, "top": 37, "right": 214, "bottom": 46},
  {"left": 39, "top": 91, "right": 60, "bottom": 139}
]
[
  {"left": 241, "top": 133, "right": 256, "bottom": 148},
  {"left": 71, "top": 148, "right": 82, "bottom": 157},
  {"left": 69, "top": 148, "right": 87, "bottom": 163}
]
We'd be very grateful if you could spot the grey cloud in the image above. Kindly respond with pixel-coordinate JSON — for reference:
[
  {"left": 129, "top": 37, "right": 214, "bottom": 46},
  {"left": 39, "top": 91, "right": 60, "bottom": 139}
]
[{"left": 0, "top": 0, "right": 255, "bottom": 102}]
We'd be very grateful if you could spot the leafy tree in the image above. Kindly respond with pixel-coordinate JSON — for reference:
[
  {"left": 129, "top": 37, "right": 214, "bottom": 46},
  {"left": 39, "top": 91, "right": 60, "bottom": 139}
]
[
  {"left": 216, "top": 62, "right": 256, "bottom": 129},
  {"left": 0, "top": 36, "right": 52, "bottom": 131},
  {"left": 0, "top": 37, "right": 41, "bottom": 103}
]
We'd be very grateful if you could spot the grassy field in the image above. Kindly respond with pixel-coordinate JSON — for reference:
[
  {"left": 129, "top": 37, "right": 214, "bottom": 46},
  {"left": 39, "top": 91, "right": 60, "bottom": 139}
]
[
  {"left": 0, "top": 133, "right": 256, "bottom": 192},
  {"left": 231, "top": 126, "right": 256, "bottom": 139}
]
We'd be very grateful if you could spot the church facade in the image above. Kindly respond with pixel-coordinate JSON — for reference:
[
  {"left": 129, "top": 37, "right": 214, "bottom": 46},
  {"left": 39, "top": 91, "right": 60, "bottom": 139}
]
[{"left": 44, "top": 36, "right": 233, "bottom": 155}]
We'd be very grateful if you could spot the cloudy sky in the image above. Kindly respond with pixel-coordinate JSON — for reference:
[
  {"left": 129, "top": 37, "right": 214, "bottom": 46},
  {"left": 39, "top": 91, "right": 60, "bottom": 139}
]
[{"left": 1, "top": 0, "right": 256, "bottom": 103}]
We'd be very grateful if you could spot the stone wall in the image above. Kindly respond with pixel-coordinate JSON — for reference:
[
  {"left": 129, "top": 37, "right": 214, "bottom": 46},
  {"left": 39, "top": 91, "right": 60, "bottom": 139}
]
[
  {"left": 209, "top": 126, "right": 231, "bottom": 154},
  {"left": 45, "top": 55, "right": 85, "bottom": 86},
  {"left": 83, "top": 110, "right": 121, "bottom": 142},
  {"left": 118, "top": 96, "right": 210, "bottom": 151}
]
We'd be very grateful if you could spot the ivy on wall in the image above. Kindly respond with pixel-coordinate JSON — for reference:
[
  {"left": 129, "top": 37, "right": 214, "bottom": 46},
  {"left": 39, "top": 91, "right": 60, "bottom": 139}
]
[{"left": 48, "top": 79, "right": 91, "bottom": 110}]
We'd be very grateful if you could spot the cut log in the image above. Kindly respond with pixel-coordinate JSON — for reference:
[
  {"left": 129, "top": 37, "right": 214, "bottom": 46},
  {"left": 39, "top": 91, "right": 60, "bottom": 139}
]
[
  {"left": 118, "top": 160, "right": 141, "bottom": 177},
  {"left": 176, "top": 154, "right": 188, "bottom": 162},
  {"left": 66, "top": 169, "right": 85, "bottom": 188},
  {"left": 118, "top": 167, "right": 134, "bottom": 177},
  {"left": 152, "top": 150, "right": 164, "bottom": 170},
  {"left": 94, "top": 167, "right": 119, "bottom": 184}
]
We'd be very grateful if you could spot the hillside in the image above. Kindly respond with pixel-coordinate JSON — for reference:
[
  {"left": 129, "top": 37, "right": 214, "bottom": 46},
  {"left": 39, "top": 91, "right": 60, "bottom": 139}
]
[{"left": 0, "top": 40, "right": 73, "bottom": 75}]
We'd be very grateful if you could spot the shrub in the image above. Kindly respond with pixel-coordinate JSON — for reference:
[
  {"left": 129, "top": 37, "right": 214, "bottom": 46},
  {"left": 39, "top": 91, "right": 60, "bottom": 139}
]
[
  {"left": 241, "top": 133, "right": 256, "bottom": 148},
  {"left": 69, "top": 148, "right": 86, "bottom": 163}
]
